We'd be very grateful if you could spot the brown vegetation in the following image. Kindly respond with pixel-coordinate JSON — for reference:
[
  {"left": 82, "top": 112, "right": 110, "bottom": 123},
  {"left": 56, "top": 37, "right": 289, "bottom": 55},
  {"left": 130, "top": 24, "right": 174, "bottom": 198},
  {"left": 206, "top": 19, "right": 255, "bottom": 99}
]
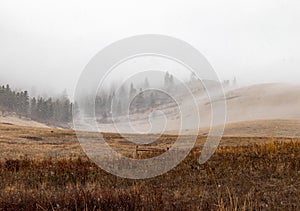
[{"left": 0, "top": 123, "right": 300, "bottom": 210}]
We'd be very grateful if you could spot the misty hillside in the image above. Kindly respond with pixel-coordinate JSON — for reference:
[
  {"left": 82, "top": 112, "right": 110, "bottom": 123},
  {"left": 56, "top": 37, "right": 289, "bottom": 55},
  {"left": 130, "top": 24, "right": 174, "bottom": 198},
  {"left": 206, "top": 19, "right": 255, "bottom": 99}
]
[
  {"left": 1, "top": 81, "right": 300, "bottom": 134},
  {"left": 76, "top": 82, "right": 300, "bottom": 134}
]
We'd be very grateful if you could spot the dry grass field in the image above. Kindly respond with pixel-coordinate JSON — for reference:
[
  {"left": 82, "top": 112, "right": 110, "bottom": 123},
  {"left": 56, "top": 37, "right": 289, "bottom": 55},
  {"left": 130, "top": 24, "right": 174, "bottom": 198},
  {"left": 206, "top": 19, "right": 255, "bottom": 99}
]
[{"left": 0, "top": 123, "right": 300, "bottom": 210}]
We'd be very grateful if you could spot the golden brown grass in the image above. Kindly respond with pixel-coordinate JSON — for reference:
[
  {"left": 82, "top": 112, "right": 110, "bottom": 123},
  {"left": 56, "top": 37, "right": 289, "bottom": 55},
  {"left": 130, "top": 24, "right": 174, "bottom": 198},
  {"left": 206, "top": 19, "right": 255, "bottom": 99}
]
[{"left": 0, "top": 123, "right": 300, "bottom": 210}]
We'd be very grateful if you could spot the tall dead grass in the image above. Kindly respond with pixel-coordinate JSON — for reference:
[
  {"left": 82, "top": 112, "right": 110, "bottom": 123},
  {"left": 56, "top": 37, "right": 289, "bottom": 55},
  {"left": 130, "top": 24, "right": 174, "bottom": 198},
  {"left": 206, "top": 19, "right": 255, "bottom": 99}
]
[{"left": 0, "top": 139, "right": 299, "bottom": 210}]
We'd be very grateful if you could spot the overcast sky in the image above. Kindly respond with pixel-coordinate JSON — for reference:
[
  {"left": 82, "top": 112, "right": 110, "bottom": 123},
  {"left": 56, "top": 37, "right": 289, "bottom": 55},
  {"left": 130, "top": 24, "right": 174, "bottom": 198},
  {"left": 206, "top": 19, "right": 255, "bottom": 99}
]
[{"left": 0, "top": 0, "right": 300, "bottom": 97}]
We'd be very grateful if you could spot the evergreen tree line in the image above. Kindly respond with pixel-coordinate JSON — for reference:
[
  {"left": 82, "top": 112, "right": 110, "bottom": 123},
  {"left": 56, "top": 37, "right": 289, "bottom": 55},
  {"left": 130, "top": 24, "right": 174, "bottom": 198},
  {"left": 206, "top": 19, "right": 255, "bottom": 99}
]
[
  {"left": 0, "top": 85, "right": 29, "bottom": 116},
  {"left": 0, "top": 84, "right": 72, "bottom": 123},
  {"left": 80, "top": 72, "right": 177, "bottom": 122}
]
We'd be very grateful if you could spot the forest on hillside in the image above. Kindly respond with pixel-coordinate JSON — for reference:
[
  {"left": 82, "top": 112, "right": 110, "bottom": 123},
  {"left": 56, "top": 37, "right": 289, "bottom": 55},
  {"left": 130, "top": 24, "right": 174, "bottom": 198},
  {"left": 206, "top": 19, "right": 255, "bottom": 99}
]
[
  {"left": 0, "top": 72, "right": 178, "bottom": 125},
  {"left": 0, "top": 72, "right": 236, "bottom": 125},
  {"left": 0, "top": 84, "right": 72, "bottom": 125}
]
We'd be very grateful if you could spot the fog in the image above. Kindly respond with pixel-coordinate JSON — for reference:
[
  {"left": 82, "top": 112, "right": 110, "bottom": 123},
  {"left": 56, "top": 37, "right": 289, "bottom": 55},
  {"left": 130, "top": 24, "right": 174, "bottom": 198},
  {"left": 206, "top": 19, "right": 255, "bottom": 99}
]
[{"left": 0, "top": 0, "right": 300, "bottom": 97}]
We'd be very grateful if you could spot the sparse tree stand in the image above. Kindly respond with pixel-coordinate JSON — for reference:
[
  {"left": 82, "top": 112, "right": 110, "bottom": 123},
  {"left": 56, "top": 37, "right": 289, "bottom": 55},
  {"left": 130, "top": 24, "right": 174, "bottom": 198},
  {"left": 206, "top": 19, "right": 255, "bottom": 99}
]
[{"left": 94, "top": 72, "right": 178, "bottom": 121}]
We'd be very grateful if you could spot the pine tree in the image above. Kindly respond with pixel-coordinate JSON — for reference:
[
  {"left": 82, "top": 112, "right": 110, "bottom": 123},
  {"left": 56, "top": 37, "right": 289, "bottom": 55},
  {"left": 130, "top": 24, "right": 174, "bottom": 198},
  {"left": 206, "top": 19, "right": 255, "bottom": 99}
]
[
  {"left": 164, "top": 72, "right": 170, "bottom": 88},
  {"left": 62, "top": 98, "right": 71, "bottom": 122},
  {"left": 144, "top": 77, "right": 150, "bottom": 89},
  {"left": 129, "top": 83, "right": 136, "bottom": 100},
  {"left": 45, "top": 98, "right": 54, "bottom": 119},
  {"left": 30, "top": 97, "right": 37, "bottom": 119}
]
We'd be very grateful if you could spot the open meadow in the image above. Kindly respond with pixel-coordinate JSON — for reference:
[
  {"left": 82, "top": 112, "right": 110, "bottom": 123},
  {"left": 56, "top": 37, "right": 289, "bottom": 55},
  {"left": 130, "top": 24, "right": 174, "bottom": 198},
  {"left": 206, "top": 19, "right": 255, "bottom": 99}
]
[{"left": 0, "top": 123, "right": 300, "bottom": 210}]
